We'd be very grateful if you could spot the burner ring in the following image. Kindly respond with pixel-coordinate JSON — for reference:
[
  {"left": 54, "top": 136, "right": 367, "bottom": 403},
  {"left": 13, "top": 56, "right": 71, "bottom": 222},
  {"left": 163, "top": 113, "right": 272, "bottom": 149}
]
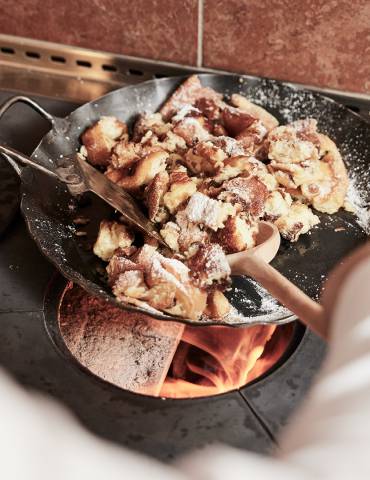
[{"left": 43, "top": 273, "right": 306, "bottom": 400}]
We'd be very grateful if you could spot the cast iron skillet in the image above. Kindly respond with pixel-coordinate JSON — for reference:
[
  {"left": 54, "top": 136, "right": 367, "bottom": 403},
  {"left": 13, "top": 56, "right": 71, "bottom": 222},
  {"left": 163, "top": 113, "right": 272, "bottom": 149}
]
[{"left": 0, "top": 74, "right": 369, "bottom": 327}]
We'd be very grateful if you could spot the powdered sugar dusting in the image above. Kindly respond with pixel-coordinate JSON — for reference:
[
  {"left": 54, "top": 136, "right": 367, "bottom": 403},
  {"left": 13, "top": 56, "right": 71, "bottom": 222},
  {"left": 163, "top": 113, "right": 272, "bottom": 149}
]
[
  {"left": 184, "top": 192, "right": 228, "bottom": 231},
  {"left": 161, "top": 256, "right": 190, "bottom": 282},
  {"left": 172, "top": 104, "right": 200, "bottom": 122},
  {"left": 137, "top": 245, "right": 191, "bottom": 294},
  {"left": 228, "top": 282, "right": 283, "bottom": 313},
  {"left": 223, "top": 177, "right": 253, "bottom": 204},
  {"left": 345, "top": 178, "right": 370, "bottom": 234},
  {"left": 204, "top": 244, "right": 231, "bottom": 278},
  {"left": 316, "top": 181, "right": 332, "bottom": 197},
  {"left": 215, "top": 136, "right": 246, "bottom": 156},
  {"left": 201, "top": 279, "right": 292, "bottom": 326},
  {"left": 150, "top": 257, "right": 188, "bottom": 296},
  {"left": 236, "top": 78, "right": 370, "bottom": 235}
]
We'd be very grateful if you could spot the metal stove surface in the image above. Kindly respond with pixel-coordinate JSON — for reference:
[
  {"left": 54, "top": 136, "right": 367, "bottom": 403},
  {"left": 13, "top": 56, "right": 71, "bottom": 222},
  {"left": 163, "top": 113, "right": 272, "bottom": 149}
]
[{"left": 0, "top": 89, "right": 327, "bottom": 460}]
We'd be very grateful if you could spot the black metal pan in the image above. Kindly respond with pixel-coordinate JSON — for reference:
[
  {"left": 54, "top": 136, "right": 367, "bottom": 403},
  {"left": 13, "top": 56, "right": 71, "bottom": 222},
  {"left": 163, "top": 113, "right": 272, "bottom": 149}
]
[{"left": 0, "top": 75, "right": 369, "bottom": 327}]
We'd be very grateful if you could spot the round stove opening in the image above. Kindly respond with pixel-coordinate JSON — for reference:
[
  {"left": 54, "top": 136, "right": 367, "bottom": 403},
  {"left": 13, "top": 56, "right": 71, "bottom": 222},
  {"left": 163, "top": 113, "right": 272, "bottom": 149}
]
[{"left": 57, "top": 283, "right": 299, "bottom": 399}]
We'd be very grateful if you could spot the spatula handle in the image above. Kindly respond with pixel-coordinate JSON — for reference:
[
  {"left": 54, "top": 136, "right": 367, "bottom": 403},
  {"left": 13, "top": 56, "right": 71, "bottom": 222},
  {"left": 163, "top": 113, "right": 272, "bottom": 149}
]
[{"left": 237, "top": 255, "right": 326, "bottom": 339}]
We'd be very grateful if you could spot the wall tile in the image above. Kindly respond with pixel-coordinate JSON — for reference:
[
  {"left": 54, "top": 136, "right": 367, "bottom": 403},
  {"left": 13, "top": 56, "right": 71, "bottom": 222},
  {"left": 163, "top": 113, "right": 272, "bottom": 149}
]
[
  {"left": 203, "top": 0, "right": 370, "bottom": 93},
  {"left": 0, "top": 0, "right": 198, "bottom": 65}
]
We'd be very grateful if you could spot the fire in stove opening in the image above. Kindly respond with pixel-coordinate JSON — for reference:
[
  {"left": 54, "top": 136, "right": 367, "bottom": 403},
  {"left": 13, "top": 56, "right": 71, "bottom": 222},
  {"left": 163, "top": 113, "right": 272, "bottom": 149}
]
[
  {"left": 161, "top": 323, "right": 294, "bottom": 398},
  {"left": 57, "top": 284, "right": 296, "bottom": 399}
]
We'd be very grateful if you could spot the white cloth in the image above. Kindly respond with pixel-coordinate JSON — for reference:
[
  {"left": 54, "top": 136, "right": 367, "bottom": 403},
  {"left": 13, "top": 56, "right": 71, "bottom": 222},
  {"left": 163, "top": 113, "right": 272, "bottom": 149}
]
[{"left": 1, "top": 258, "right": 370, "bottom": 480}]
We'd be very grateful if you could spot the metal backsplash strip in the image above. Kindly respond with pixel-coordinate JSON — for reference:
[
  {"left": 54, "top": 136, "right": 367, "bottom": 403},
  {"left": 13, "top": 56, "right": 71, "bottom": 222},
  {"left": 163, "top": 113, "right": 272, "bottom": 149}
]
[
  {"left": 0, "top": 34, "right": 207, "bottom": 103},
  {"left": 0, "top": 34, "right": 369, "bottom": 119}
]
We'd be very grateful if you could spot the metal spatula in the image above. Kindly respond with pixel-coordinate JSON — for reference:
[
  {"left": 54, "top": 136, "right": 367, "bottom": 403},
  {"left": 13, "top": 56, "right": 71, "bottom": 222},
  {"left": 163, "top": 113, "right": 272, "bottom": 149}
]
[
  {"left": 57, "top": 155, "right": 167, "bottom": 246},
  {"left": 0, "top": 145, "right": 166, "bottom": 247}
]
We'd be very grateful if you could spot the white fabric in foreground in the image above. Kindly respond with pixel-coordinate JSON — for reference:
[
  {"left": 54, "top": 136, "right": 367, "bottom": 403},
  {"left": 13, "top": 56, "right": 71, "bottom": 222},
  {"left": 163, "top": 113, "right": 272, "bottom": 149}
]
[{"left": 277, "top": 258, "right": 370, "bottom": 478}]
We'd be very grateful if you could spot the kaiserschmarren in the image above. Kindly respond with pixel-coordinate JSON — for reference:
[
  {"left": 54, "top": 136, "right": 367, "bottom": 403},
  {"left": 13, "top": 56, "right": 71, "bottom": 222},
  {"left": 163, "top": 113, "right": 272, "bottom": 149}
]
[{"left": 80, "top": 75, "right": 349, "bottom": 321}]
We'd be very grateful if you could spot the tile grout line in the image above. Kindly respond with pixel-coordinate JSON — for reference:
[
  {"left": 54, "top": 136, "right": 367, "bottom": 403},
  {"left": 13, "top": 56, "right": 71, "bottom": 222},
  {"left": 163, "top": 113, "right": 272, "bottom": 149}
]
[
  {"left": 237, "top": 391, "right": 278, "bottom": 447},
  {"left": 197, "top": 0, "right": 204, "bottom": 67}
]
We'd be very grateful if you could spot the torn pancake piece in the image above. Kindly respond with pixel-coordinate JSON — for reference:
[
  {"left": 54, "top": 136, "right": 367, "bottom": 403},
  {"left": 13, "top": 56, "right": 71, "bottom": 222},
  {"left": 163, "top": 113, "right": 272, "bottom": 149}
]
[
  {"left": 107, "top": 245, "right": 207, "bottom": 320},
  {"left": 81, "top": 116, "right": 127, "bottom": 166},
  {"left": 183, "top": 192, "right": 236, "bottom": 231},
  {"left": 274, "top": 202, "right": 319, "bottom": 242},
  {"left": 93, "top": 220, "right": 134, "bottom": 262}
]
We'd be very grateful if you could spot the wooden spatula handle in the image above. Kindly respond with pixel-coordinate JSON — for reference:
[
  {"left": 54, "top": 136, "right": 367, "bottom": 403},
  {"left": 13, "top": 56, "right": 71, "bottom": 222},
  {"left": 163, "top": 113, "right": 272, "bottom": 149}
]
[{"left": 237, "top": 255, "right": 326, "bottom": 339}]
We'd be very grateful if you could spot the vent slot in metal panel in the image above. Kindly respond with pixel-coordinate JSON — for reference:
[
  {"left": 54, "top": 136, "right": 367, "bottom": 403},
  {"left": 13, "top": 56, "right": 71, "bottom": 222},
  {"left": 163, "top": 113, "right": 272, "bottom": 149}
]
[{"left": 0, "top": 33, "right": 369, "bottom": 118}]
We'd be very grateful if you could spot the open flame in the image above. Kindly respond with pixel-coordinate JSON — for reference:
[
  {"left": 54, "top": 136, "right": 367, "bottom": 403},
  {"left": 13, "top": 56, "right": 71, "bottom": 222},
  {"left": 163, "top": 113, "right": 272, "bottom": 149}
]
[
  {"left": 160, "top": 323, "right": 293, "bottom": 398},
  {"left": 58, "top": 284, "right": 294, "bottom": 399}
]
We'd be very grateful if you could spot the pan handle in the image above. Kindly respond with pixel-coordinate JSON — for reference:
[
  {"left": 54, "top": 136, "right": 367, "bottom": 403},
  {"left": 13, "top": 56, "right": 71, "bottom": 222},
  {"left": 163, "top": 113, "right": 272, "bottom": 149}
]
[
  {"left": 0, "top": 144, "right": 58, "bottom": 179},
  {"left": 0, "top": 95, "right": 71, "bottom": 178},
  {"left": 0, "top": 95, "right": 56, "bottom": 127},
  {"left": 0, "top": 144, "right": 84, "bottom": 195}
]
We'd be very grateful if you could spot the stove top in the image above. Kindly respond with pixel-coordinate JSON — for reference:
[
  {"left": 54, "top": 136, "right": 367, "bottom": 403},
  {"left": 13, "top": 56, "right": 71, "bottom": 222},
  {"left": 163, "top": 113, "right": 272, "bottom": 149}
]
[{"left": 0, "top": 36, "right": 368, "bottom": 461}]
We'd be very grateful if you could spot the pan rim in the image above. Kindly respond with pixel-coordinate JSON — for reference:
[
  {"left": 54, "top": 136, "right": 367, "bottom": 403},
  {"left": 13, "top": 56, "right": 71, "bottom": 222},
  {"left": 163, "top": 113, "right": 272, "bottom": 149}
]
[{"left": 20, "top": 73, "right": 370, "bottom": 327}]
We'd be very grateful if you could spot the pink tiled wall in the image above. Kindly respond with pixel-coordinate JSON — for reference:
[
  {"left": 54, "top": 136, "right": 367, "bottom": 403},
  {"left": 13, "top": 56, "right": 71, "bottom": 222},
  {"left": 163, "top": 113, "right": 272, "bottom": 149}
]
[
  {"left": 1, "top": 0, "right": 369, "bottom": 93},
  {"left": 203, "top": 0, "right": 370, "bottom": 94},
  {"left": 0, "top": 0, "right": 199, "bottom": 65}
]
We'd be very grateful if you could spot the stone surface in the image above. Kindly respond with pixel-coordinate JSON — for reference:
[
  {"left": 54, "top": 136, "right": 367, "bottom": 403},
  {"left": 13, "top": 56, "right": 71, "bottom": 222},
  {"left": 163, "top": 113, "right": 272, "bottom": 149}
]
[
  {"left": 203, "top": 0, "right": 370, "bottom": 93},
  {"left": 0, "top": 0, "right": 198, "bottom": 65}
]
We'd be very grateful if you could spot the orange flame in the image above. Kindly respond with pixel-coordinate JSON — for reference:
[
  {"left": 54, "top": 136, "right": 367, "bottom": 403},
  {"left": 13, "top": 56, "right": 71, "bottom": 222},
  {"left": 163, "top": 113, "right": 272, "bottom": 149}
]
[{"left": 160, "top": 324, "right": 293, "bottom": 398}]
